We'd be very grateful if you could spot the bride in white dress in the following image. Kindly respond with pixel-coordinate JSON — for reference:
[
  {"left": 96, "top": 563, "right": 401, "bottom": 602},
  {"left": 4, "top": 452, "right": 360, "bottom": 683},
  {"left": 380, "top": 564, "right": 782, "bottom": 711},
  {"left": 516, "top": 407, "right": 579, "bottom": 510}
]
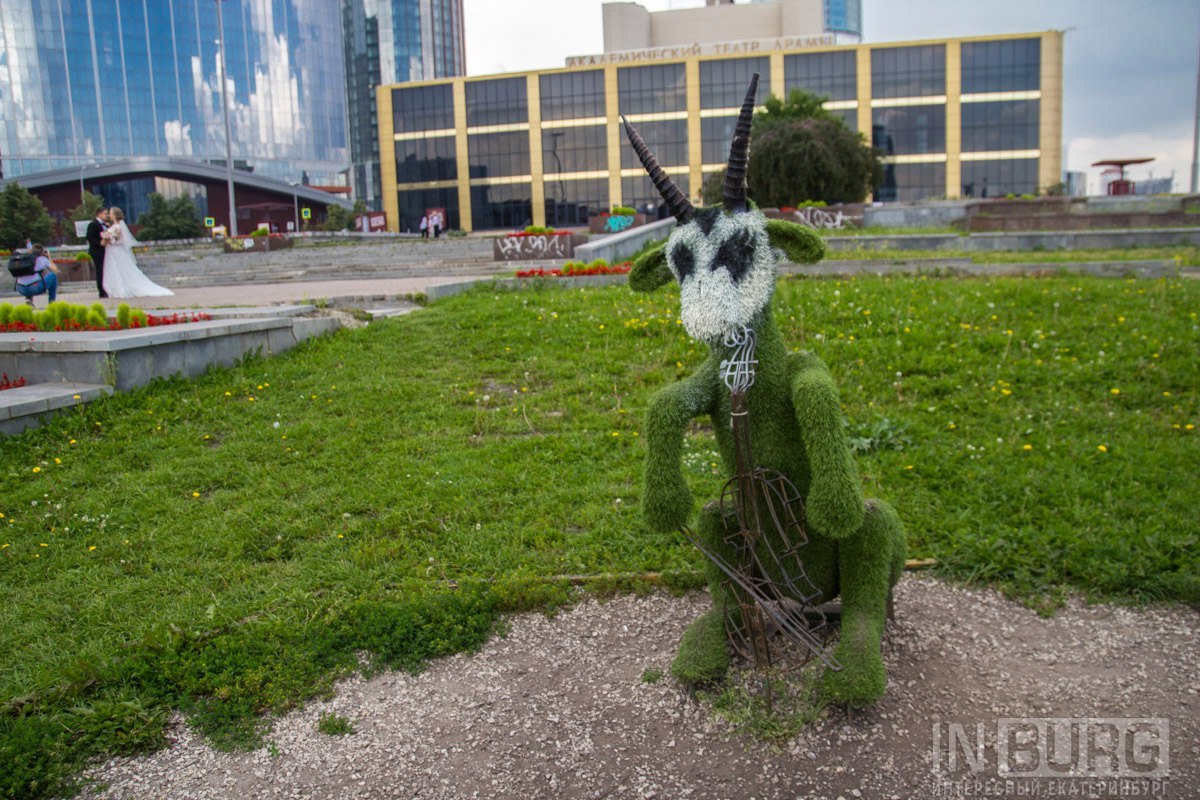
[{"left": 102, "top": 207, "right": 173, "bottom": 298}]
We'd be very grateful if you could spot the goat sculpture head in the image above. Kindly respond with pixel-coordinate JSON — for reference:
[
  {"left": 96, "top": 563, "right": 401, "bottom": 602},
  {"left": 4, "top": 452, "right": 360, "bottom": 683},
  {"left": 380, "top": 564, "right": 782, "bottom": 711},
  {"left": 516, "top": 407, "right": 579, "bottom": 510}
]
[{"left": 624, "top": 73, "right": 825, "bottom": 346}]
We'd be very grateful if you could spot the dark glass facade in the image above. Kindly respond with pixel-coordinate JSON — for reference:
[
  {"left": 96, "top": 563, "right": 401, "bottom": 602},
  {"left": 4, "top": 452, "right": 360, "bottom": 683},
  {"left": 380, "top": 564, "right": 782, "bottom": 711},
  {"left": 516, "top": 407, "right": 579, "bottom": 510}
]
[
  {"left": 540, "top": 71, "right": 606, "bottom": 121},
  {"left": 961, "top": 38, "right": 1040, "bottom": 94},
  {"left": 961, "top": 100, "right": 1039, "bottom": 152},
  {"left": 392, "top": 84, "right": 455, "bottom": 133},
  {"left": 623, "top": 174, "right": 690, "bottom": 218},
  {"left": 872, "top": 106, "right": 946, "bottom": 155},
  {"left": 466, "top": 78, "right": 528, "bottom": 127},
  {"left": 395, "top": 137, "right": 457, "bottom": 182},
  {"left": 542, "top": 127, "right": 607, "bottom": 175},
  {"left": 344, "top": 0, "right": 465, "bottom": 209},
  {"left": 877, "top": 163, "right": 946, "bottom": 202},
  {"left": 824, "top": 0, "right": 862, "bottom": 37},
  {"left": 617, "top": 64, "right": 687, "bottom": 114},
  {"left": 0, "top": 0, "right": 347, "bottom": 183},
  {"left": 871, "top": 45, "right": 946, "bottom": 98},
  {"left": 785, "top": 51, "right": 857, "bottom": 102},
  {"left": 620, "top": 120, "right": 687, "bottom": 170},
  {"left": 471, "top": 183, "right": 532, "bottom": 230},
  {"left": 545, "top": 178, "right": 608, "bottom": 227},
  {"left": 467, "top": 132, "right": 531, "bottom": 179},
  {"left": 962, "top": 159, "right": 1039, "bottom": 198},
  {"left": 699, "top": 58, "right": 770, "bottom": 109},
  {"left": 397, "top": 186, "right": 459, "bottom": 232}
]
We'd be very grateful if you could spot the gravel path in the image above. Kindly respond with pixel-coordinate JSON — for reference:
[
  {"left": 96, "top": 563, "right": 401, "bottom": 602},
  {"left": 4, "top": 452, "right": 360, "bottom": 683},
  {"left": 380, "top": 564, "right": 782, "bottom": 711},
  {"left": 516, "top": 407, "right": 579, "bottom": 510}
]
[{"left": 86, "top": 575, "right": 1199, "bottom": 799}]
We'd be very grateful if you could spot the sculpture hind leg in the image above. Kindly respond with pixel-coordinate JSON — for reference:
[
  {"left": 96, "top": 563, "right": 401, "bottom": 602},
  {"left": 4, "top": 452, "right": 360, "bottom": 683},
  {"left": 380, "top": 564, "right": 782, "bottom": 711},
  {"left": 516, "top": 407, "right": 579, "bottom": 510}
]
[
  {"left": 823, "top": 498, "right": 906, "bottom": 705},
  {"left": 671, "top": 501, "right": 736, "bottom": 685}
]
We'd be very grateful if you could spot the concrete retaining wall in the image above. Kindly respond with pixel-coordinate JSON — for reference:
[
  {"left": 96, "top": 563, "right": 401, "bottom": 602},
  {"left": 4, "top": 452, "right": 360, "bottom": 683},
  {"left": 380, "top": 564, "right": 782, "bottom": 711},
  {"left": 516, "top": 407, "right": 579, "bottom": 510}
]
[
  {"left": 824, "top": 227, "right": 1200, "bottom": 253},
  {"left": 0, "top": 316, "right": 341, "bottom": 392},
  {"left": 574, "top": 217, "right": 676, "bottom": 265}
]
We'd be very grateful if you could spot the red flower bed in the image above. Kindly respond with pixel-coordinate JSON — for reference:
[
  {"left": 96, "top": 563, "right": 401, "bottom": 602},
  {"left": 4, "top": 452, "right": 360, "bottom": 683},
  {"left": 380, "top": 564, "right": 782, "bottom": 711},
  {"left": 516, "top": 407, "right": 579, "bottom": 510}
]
[
  {"left": 0, "top": 312, "right": 212, "bottom": 334},
  {"left": 516, "top": 262, "right": 631, "bottom": 279},
  {"left": 0, "top": 372, "right": 26, "bottom": 391}
]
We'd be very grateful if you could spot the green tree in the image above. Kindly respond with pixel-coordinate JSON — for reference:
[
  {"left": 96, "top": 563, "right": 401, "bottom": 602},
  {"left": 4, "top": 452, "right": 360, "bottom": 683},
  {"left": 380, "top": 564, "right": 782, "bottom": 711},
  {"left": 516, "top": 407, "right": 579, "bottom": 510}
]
[
  {"left": 322, "top": 203, "right": 352, "bottom": 232},
  {"left": 703, "top": 89, "right": 881, "bottom": 208},
  {"left": 0, "top": 182, "right": 56, "bottom": 249},
  {"left": 65, "top": 190, "right": 106, "bottom": 244},
  {"left": 135, "top": 193, "right": 204, "bottom": 240}
]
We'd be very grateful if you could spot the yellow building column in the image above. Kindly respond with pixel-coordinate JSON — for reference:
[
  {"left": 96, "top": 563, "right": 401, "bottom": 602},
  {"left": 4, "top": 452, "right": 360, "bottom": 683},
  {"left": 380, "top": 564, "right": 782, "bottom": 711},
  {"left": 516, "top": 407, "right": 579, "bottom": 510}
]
[
  {"left": 856, "top": 45, "right": 873, "bottom": 201},
  {"left": 452, "top": 79, "right": 472, "bottom": 232},
  {"left": 376, "top": 85, "right": 398, "bottom": 232},
  {"left": 686, "top": 59, "right": 702, "bottom": 203},
  {"left": 769, "top": 50, "right": 785, "bottom": 104},
  {"left": 605, "top": 65, "right": 623, "bottom": 209},
  {"left": 527, "top": 74, "right": 546, "bottom": 228},
  {"left": 1039, "top": 31, "right": 1064, "bottom": 193},
  {"left": 945, "top": 40, "right": 962, "bottom": 199}
]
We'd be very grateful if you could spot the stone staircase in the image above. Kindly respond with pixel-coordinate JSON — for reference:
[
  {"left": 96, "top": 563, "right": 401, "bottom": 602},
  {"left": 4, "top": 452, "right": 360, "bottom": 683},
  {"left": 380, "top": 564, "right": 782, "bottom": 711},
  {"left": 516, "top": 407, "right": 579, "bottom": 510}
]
[{"left": 134, "top": 238, "right": 552, "bottom": 287}]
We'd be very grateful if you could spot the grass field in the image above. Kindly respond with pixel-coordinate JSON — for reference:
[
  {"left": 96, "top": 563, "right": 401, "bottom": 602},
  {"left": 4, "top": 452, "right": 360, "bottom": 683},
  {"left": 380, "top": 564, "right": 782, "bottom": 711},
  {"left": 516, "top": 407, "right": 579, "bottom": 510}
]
[{"left": 1, "top": 273, "right": 1197, "bottom": 797}]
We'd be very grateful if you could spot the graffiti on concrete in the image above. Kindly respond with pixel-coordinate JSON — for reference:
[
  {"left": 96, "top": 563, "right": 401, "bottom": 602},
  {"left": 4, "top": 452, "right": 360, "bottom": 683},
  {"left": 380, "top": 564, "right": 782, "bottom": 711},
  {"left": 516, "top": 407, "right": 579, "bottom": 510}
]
[
  {"left": 604, "top": 215, "right": 635, "bottom": 233},
  {"left": 793, "top": 207, "right": 849, "bottom": 229},
  {"left": 494, "top": 234, "right": 578, "bottom": 261}
]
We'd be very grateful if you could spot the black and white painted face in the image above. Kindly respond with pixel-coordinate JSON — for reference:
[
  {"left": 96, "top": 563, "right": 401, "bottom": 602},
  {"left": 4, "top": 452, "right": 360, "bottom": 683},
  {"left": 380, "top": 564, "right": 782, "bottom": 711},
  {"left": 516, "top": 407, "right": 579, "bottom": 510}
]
[{"left": 665, "top": 207, "right": 777, "bottom": 346}]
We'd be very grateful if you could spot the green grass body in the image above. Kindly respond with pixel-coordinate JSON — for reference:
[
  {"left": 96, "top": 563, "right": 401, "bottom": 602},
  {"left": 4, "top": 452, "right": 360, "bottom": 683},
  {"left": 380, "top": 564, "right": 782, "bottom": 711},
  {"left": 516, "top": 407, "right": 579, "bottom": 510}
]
[{"left": 0, "top": 274, "right": 1197, "bottom": 796}]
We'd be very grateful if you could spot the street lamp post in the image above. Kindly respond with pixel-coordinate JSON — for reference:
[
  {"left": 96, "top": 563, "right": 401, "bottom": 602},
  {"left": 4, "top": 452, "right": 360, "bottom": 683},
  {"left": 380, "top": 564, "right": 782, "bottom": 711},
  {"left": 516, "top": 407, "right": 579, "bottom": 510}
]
[
  {"left": 215, "top": 0, "right": 238, "bottom": 236},
  {"left": 289, "top": 182, "right": 300, "bottom": 233}
]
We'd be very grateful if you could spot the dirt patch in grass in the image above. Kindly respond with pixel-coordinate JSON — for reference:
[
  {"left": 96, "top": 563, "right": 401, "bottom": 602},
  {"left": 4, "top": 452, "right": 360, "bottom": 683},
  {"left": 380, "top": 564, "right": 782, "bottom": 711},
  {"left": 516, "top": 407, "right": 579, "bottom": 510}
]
[{"left": 86, "top": 575, "right": 1198, "bottom": 799}]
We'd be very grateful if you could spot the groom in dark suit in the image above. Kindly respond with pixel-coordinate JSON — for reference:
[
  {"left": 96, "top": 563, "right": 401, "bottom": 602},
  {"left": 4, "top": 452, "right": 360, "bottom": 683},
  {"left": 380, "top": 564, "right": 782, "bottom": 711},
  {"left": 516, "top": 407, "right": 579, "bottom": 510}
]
[{"left": 86, "top": 207, "right": 110, "bottom": 298}]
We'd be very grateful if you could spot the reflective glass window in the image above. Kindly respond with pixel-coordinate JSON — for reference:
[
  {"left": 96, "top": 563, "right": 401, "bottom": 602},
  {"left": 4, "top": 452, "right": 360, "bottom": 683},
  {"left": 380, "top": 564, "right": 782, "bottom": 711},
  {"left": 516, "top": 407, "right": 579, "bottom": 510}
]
[
  {"left": 961, "top": 38, "right": 1040, "bottom": 94},
  {"left": 398, "top": 186, "right": 460, "bottom": 233},
  {"left": 701, "top": 116, "right": 738, "bottom": 165},
  {"left": 618, "top": 64, "right": 687, "bottom": 115},
  {"left": 622, "top": 174, "right": 691, "bottom": 217},
  {"left": 471, "top": 183, "right": 533, "bottom": 230},
  {"left": 393, "top": 84, "right": 455, "bottom": 133},
  {"left": 961, "top": 158, "right": 1039, "bottom": 198},
  {"left": 542, "top": 126, "right": 607, "bottom": 174},
  {"left": 544, "top": 178, "right": 609, "bottom": 226},
  {"left": 871, "top": 45, "right": 945, "bottom": 98},
  {"left": 961, "top": 100, "right": 1039, "bottom": 152},
  {"left": 465, "top": 77, "right": 528, "bottom": 127},
  {"left": 875, "top": 162, "right": 945, "bottom": 202},
  {"left": 784, "top": 51, "right": 857, "bottom": 102},
  {"left": 699, "top": 57, "right": 769, "bottom": 109},
  {"left": 620, "top": 119, "right": 688, "bottom": 169},
  {"left": 468, "top": 131, "right": 531, "bottom": 179},
  {"left": 872, "top": 105, "right": 945, "bottom": 155},
  {"left": 540, "top": 71, "right": 605, "bottom": 121},
  {"left": 395, "top": 136, "right": 458, "bottom": 183}
]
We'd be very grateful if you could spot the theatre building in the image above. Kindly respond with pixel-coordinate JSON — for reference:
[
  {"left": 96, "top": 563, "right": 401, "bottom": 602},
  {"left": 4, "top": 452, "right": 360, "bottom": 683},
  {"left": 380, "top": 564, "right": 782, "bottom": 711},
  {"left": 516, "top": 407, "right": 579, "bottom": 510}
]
[{"left": 377, "top": 30, "right": 1062, "bottom": 233}]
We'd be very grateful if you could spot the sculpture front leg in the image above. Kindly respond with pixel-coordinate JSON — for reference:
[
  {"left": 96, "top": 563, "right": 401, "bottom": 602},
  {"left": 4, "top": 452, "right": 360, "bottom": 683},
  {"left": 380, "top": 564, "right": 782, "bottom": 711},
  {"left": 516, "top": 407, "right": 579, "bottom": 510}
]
[{"left": 642, "top": 372, "right": 715, "bottom": 532}]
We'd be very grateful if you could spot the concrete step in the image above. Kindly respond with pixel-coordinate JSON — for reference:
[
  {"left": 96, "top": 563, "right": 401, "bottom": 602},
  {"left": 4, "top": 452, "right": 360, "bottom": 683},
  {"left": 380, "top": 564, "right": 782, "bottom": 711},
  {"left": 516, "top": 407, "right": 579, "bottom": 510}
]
[{"left": 0, "top": 382, "right": 114, "bottom": 436}]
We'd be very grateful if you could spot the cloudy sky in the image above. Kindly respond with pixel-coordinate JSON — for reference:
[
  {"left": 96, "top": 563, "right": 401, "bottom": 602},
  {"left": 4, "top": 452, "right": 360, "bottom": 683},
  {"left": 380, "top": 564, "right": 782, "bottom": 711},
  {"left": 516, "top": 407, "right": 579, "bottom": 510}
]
[{"left": 462, "top": 0, "right": 1199, "bottom": 194}]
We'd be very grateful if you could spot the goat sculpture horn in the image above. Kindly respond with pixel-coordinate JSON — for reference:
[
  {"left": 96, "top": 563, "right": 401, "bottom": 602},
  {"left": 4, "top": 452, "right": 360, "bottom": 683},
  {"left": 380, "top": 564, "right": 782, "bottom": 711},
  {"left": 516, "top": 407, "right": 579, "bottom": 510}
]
[
  {"left": 622, "top": 115, "right": 695, "bottom": 224},
  {"left": 722, "top": 72, "right": 759, "bottom": 213}
]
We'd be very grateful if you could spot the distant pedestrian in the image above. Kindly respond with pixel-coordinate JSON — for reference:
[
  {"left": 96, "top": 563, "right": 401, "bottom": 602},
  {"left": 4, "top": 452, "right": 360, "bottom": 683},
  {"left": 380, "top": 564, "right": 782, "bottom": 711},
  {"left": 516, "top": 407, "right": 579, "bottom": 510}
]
[
  {"left": 419, "top": 214, "right": 429, "bottom": 238},
  {"left": 14, "top": 245, "right": 59, "bottom": 307},
  {"left": 431, "top": 210, "right": 443, "bottom": 238}
]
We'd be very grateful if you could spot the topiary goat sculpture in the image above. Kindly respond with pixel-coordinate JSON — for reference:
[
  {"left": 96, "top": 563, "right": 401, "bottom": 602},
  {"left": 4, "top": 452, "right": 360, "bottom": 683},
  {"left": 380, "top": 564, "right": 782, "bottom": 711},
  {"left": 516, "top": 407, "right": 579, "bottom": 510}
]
[{"left": 626, "top": 74, "right": 906, "bottom": 705}]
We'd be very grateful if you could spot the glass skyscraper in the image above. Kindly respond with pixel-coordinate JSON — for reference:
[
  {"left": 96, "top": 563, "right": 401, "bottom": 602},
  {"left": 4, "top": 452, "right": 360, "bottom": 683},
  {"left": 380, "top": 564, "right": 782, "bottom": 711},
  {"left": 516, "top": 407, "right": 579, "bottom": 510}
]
[
  {"left": 0, "top": 0, "right": 348, "bottom": 184},
  {"left": 342, "top": 0, "right": 464, "bottom": 210}
]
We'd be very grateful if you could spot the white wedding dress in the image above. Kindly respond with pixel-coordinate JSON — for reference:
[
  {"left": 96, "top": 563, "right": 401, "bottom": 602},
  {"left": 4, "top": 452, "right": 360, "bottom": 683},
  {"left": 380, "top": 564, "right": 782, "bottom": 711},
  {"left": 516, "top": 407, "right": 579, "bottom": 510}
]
[{"left": 103, "top": 221, "right": 173, "bottom": 298}]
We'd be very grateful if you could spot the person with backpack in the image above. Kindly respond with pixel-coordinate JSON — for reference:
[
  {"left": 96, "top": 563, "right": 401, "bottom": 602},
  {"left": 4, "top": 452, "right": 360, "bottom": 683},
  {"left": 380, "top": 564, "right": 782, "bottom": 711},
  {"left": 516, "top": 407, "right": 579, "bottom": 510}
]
[{"left": 13, "top": 245, "right": 59, "bottom": 306}]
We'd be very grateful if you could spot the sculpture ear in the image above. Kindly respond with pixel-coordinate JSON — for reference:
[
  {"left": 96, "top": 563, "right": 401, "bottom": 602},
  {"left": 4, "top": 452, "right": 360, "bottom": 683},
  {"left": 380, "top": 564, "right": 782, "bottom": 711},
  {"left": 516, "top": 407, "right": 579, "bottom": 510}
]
[
  {"left": 766, "top": 218, "right": 826, "bottom": 265},
  {"left": 628, "top": 242, "right": 673, "bottom": 292}
]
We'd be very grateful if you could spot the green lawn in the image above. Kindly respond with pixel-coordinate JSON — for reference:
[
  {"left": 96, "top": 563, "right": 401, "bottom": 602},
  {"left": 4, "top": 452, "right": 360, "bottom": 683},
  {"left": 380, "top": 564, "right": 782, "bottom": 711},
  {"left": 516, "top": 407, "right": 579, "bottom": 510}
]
[{"left": 1, "top": 274, "right": 1197, "bottom": 797}]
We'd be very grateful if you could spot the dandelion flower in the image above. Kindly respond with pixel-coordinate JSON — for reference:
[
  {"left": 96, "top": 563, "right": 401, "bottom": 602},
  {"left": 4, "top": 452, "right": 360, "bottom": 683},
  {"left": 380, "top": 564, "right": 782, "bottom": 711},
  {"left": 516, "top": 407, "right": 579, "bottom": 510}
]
[
  {"left": 32, "top": 467, "right": 41, "bottom": 473},
  {"left": 88, "top": 546, "right": 96, "bottom": 552},
  {"left": 1110, "top": 388, "right": 1120, "bottom": 395},
  {"left": 54, "top": 458, "right": 61, "bottom": 465},
  {"left": 1097, "top": 445, "right": 1108, "bottom": 453},
  {"left": 69, "top": 440, "right": 76, "bottom": 445},
  {"left": 1188, "top": 424, "right": 1196, "bottom": 431},
  {"left": 192, "top": 492, "right": 200, "bottom": 498},
  {"left": 1022, "top": 444, "right": 1033, "bottom": 451}
]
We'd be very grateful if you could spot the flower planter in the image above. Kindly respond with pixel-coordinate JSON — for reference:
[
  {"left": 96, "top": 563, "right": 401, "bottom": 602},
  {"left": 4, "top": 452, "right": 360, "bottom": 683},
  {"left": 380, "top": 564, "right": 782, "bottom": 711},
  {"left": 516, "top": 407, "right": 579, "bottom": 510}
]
[
  {"left": 588, "top": 213, "right": 648, "bottom": 234},
  {"left": 223, "top": 235, "right": 295, "bottom": 253},
  {"left": 55, "top": 259, "right": 96, "bottom": 283},
  {"left": 493, "top": 232, "right": 589, "bottom": 262}
]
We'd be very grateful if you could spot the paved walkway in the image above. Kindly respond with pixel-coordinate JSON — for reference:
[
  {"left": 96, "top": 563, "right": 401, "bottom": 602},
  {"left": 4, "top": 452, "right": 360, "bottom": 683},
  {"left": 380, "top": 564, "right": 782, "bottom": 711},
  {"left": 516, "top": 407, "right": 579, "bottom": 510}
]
[{"left": 50, "top": 275, "right": 485, "bottom": 310}]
